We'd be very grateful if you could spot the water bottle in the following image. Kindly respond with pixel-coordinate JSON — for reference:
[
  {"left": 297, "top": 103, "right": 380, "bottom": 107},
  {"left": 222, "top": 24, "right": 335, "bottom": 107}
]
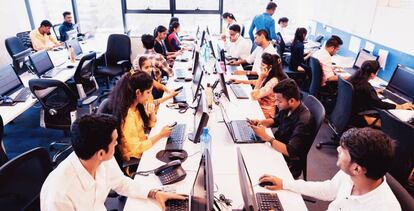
[{"left": 200, "top": 127, "right": 212, "bottom": 155}]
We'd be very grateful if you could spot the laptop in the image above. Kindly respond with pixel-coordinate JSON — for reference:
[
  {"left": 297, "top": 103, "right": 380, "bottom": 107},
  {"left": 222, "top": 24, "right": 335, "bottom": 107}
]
[
  {"left": 0, "top": 65, "right": 32, "bottom": 104},
  {"left": 237, "top": 147, "right": 284, "bottom": 211},
  {"left": 65, "top": 38, "right": 84, "bottom": 60},
  {"left": 381, "top": 65, "right": 414, "bottom": 104},
  {"left": 29, "top": 50, "right": 65, "bottom": 78},
  {"left": 344, "top": 49, "right": 379, "bottom": 73},
  {"left": 219, "top": 103, "right": 263, "bottom": 144}
]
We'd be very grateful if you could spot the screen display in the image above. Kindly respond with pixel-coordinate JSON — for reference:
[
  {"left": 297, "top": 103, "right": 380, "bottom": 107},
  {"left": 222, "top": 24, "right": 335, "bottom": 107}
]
[
  {"left": 388, "top": 65, "right": 414, "bottom": 100},
  {"left": 30, "top": 51, "right": 54, "bottom": 75},
  {"left": 0, "top": 65, "right": 22, "bottom": 96}
]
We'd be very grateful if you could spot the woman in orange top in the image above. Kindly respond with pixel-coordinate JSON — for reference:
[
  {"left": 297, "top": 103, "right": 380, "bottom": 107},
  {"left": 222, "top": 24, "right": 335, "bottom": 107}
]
[{"left": 109, "top": 71, "right": 173, "bottom": 163}]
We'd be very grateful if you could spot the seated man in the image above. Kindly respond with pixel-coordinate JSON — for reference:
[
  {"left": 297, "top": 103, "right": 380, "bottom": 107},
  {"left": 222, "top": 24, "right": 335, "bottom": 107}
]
[
  {"left": 58, "top": 11, "right": 75, "bottom": 42},
  {"left": 133, "top": 34, "right": 174, "bottom": 78},
  {"left": 40, "top": 114, "right": 185, "bottom": 210},
  {"left": 312, "top": 35, "right": 347, "bottom": 93},
  {"left": 222, "top": 24, "right": 252, "bottom": 60},
  {"left": 259, "top": 127, "right": 401, "bottom": 211},
  {"left": 30, "top": 20, "right": 62, "bottom": 51},
  {"left": 250, "top": 79, "right": 315, "bottom": 178},
  {"left": 230, "top": 29, "right": 277, "bottom": 77}
]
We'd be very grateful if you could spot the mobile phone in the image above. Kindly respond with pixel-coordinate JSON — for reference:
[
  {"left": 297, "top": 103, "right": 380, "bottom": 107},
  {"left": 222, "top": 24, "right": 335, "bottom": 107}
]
[
  {"left": 174, "top": 86, "right": 183, "bottom": 92},
  {"left": 169, "top": 122, "right": 177, "bottom": 127}
]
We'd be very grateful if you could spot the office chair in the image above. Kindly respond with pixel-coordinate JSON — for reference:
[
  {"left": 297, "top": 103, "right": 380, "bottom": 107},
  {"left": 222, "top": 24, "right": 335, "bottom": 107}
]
[
  {"left": 16, "top": 31, "right": 33, "bottom": 49},
  {"left": 95, "top": 34, "right": 132, "bottom": 89},
  {"left": 240, "top": 25, "right": 246, "bottom": 37},
  {"left": 314, "top": 35, "right": 324, "bottom": 43},
  {"left": 316, "top": 76, "right": 353, "bottom": 149},
  {"left": 0, "top": 115, "right": 7, "bottom": 167},
  {"left": 73, "top": 52, "right": 101, "bottom": 103},
  {"left": 52, "top": 24, "right": 62, "bottom": 41},
  {"left": 302, "top": 95, "right": 325, "bottom": 180},
  {"left": 4, "top": 36, "right": 32, "bottom": 75},
  {"left": 386, "top": 173, "right": 414, "bottom": 211},
  {"left": 0, "top": 147, "right": 53, "bottom": 210},
  {"left": 380, "top": 110, "right": 414, "bottom": 188},
  {"left": 308, "top": 57, "right": 337, "bottom": 110}
]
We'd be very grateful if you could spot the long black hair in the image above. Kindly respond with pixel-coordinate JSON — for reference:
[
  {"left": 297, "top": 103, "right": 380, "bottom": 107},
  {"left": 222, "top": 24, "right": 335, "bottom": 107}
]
[
  {"left": 169, "top": 21, "right": 180, "bottom": 34},
  {"left": 154, "top": 25, "right": 167, "bottom": 37},
  {"left": 292, "top": 27, "right": 307, "bottom": 45},
  {"left": 348, "top": 60, "right": 380, "bottom": 88},
  {"left": 222, "top": 12, "right": 236, "bottom": 21},
  {"left": 109, "top": 71, "right": 153, "bottom": 131},
  {"left": 261, "top": 53, "right": 287, "bottom": 86}
]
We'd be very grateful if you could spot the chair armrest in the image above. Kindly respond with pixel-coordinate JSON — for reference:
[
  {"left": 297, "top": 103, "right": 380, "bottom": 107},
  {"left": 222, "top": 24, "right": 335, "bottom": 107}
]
[
  {"left": 79, "top": 95, "right": 98, "bottom": 106},
  {"left": 116, "top": 60, "right": 130, "bottom": 66},
  {"left": 122, "top": 158, "right": 140, "bottom": 169},
  {"left": 117, "top": 60, "right": 132, "bottom": 72},
  {"left": 12, "top": 48, "right": 32, "bottom": 60}
]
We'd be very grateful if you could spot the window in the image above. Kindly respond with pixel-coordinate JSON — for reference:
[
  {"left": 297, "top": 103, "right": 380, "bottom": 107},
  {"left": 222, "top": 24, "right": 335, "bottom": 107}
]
[
  {"left": 126, "top": 0, "right": 170, "bottom": 10},
  {"left": 126, "top": 14, "right": 171, "bottom": 35},
  {"left": 77, "top": 0, "right": 123, "bottom": 34},
  {"left": 29, "top": 0, "right": 73, "bottom": 27},
  {"left": 174, "top": 14, "right": 221, "bottom": 35},
  {"left": 175, "top": 0, "right": 219, "bottom": 10}
]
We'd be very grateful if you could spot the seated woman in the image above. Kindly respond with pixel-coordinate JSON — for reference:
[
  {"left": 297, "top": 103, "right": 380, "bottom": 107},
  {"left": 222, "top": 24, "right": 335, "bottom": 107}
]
[
  {"left": 154, "top": 25, "right": 180, "bottom": 62},
  {"left": 167, "top": 21, "right": 184, "bottom": 52},
  {"left": 109, "top": 71, "right": 173, "bottom": 169},
  {"left": 231, "top": 53, "right": 288, "bottom": 118},
  {"left": 289, "top": 27, "right": 312, "bottom": 73},
  {"left": 348, "top": 60, "right": 414, "bottom": 127}
]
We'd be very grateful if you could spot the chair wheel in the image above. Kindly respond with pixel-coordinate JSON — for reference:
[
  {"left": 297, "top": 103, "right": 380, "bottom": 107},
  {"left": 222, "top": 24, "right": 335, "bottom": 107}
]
[{"left": 316, "top": 143, "right": 322, "bottom": 149}]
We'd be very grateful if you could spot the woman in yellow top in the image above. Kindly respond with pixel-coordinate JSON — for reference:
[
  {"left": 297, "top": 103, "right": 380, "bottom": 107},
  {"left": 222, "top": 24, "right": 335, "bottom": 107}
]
[{"left": 109, "top": 71, "right": 173, "bottom": 163}]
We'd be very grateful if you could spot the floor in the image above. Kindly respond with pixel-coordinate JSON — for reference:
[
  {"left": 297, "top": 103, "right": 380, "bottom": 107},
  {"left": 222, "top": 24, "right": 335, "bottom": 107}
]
[{"left": 3, "top": 104, "right": 340, "bottom": 211}]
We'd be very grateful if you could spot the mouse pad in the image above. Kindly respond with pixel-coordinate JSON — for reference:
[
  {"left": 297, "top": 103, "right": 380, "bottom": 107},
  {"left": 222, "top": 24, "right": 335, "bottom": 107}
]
[{"left": 156, "top": 150, "right": 188, "bottom": 163}]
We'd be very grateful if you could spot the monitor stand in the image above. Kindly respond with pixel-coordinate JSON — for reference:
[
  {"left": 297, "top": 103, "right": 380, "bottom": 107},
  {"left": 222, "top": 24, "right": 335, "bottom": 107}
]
[{"left": 187, "top": 131, "right": 199, "bottom": 143}]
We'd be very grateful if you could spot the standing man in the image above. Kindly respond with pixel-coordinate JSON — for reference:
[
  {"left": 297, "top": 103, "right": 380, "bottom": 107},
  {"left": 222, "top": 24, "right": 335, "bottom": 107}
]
[
  {"left": 249, "top": 1, "right": 278, "bottom": 43},
  {"left": 59, "top": 11, "right": 75, "bottom": 42},
  {"left": 30, "top": 20, "right": 62, "bottom": 51}
]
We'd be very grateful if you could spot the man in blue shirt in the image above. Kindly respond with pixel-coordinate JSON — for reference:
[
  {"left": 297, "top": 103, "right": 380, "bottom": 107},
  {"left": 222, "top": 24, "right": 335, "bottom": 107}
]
[
  {"left": 249, "top": 2, "right": 278, "bottom": 42},
  {"left": 59, "top": 11, "right": 75, "bottom": 41}
]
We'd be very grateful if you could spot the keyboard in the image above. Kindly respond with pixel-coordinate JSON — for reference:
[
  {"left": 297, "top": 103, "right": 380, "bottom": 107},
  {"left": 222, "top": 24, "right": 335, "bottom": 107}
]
[
  {"left": 165, "top": 198, "right": 188, "bottom": 211},
  {"left": 165, "top": 124, "right": 187, "bottom": 150},
  {"left": 382, "top": 90, "right": 409, "bottom": 104},
  {"left": 13, "top": 88, "right": 32, "bottom": 102},
  {"left": 230, "top": 84, "right": 249, "bottom": 99},
  {"left": 256, "top": 192, "right": 284, "bottom": 211},
  {"left": 174, "top": 89, "right": 187, "bottom": 103},
  {"left": 234, "top": 120, "right": 256, "bottom": 141},
  {"left": 43, "top": 68, "right": 64, "bottom": 78}
]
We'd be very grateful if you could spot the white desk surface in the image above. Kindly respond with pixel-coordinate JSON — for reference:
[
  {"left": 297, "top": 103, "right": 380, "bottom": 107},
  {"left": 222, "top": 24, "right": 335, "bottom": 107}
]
[
  {"left": 124, "top": 51, "right": 307, "bottom": 211},
  {"left": 0, "top": 36, "right": 107, "bottom": 125}
]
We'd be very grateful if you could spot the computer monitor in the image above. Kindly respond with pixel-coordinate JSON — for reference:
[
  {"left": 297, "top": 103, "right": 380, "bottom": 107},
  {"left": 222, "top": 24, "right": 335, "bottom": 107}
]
[
  {"left": 0, "top": 65, "right": 24, "bottom": 96},
  {"left": 192, "top": 64, "right": 204, "bottom": 102},
  {"left": 218, "top": 71, "right": 230, "bottom": 101},
  {"left": 353, "top": 49, "right": 379, "bottom": 69},
  {"left": 192, "top": 50, "right": 200, "bottom": 75},
  {"left": 190, "top": 149, "right": 214, "bottom": 211},
  {"left": 65, "top": 38, "right": 83, "bottom": 56},
  {"left": 189, "top": 92, "right": 209, "bottom": 143},
  {"left": 196, "top": 26, "right": 200, "bottom": 39},
  {"left": 200, "top": 31, "right": 206, "bottom": 48},
  {"left": 29, "top": 50, "right": 55, "bottom": 77},
  {"left": 237, "top": 147, "right": 259, "bottom": 211},
  {"left": 387, "top": 65, "right": 414, "bottom": 102},
  {"left": 208, "top": 39, "right": 216, "bottom": 59},
  {"left": 206, "top": 26, "right": 210, "bottom": 36},
  {"left": 66, "top": 29, "right": 78, "bottom": 40}
]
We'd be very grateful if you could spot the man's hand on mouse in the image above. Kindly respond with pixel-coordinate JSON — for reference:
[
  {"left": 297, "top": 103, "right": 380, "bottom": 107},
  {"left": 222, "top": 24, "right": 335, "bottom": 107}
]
[{"left": 259, "top": 174, "right": 283, "bottom": 190}]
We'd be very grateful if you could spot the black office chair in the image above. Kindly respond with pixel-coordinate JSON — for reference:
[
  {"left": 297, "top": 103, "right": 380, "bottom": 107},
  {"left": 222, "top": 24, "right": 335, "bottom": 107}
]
[
  {"left": 0, "top": 115, "right": 8, "bottom": 167},
  {"left": 4, "top": 36, "right": 32, "bottom": 75},
  {"left": 0, "top": 147, "right": 53, "bottom": 210},
  {"left": 52, "top": 24, "right": 62, "bottom": 41},
  {"left": 386, "top": 173, "right": 414, "bottom": 211},
  {"left": 316, "top": 76, "right": 353, "bottom": 149},
  {"left": 302, "top": 95, "right": 326, "bottom": 180},
  {"left": 95, "top": 34, "right": 132, "bottom": 89},
  {"left": 308, "top": 57, "right": 336, "bottom": 110},
  {"left": 73, "top": 52, "right": 101, "bottom": 103},
  {"left": 314, "top": 35, "right": 324, "bottom": 44},
  {"left": 380, "top": 110, "right": 414, "bottom": 188},
  {"left": 240, "top": 24, "right": 246, "bottom": 37},
  {"left": 16, "top": 31, "right": 33, "bottom": 49}
]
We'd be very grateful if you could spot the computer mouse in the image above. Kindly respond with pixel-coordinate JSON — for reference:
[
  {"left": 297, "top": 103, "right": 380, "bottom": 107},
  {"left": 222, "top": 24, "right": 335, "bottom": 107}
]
[
  {"left": 66, "top": 65, "right": 75, "bottom": 69},
  {"left": 184, "top": 78, "right": 192, "bottom": 82},
  {"left": 169, "top": 152, "right": 187, "bottom": 160},
  {"left": 259, "top": 181, "right": 274, "bottom": 187}
]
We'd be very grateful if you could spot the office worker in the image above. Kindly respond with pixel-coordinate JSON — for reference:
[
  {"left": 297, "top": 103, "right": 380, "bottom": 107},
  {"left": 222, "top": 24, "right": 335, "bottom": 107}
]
[
  {"left": 249, "top": 1, "right": 278, "bottom": 42},
  {"left": 154, "top": 25, "right": 180, "bottom": 61},
  {"left": 277, "top": 17, "right": 290, "bottom": 42},
  {"left": 109, "top": 72, "right": 173, "bottom": 168},
  {"left": 230, "top": 29, "right": 277, "bottom": 76},
  {"left": 167, "top": 21, "right": 183, "bottom": 52},
  {"left": 312, "top": 35, "right": 347, "bottom": 92},
  {"left": 259, "top": 127, "right": 401, "bottom": 211},
  {"left": 133, "top": 34, "right": 173, "bottom": 77},
  {"left": 30, "top": 20, "right": 62, "bottom": 51},
  {"left": 40, "top": 114, "right": 185, "bottom": 211},
  {"left": 169, "top": 17, "right": 179, "bottom": 27},
  {"left": 348, "top": 60, "right": 414, "bottom": 127},
  {"left": 231, "top": 53, "right": 287, "bottom": 118},
  {"left": 222, "top": 24, "right": 252, "bottom": 60},
  {"left": 58, "top": 11, "right": 75, "bottom": 42},
  {"left": 221, "top": 12, "right": 238, "bottom": 38},
  {"left": 249, "top": 79, "right": 315, "bottom": 178},
  {"left": 289, "top": 28, "right": 312, "bottom": 73}
]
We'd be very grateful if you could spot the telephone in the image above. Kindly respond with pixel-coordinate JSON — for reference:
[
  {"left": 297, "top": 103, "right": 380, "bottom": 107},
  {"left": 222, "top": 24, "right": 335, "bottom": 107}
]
[{"left": 154, "top": 160, "right": 187, "bottom": 185}]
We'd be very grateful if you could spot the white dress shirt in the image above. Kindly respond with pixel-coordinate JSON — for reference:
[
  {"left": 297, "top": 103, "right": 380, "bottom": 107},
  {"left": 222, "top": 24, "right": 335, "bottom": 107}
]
[
  {"left": 224, "top": 37, "right": 252, "bottom": 60},
  {"left": 312, "top": 48, "right": 335, "bottom": 86},
  {"left": 283, "top": 170, "right": 401, "bottom": 211},
  {"left": 245, "top": 44, "right": 277, "bottom": 73},
  {"left": 40, "top": 152, "right": 152, "bottom": 211}
]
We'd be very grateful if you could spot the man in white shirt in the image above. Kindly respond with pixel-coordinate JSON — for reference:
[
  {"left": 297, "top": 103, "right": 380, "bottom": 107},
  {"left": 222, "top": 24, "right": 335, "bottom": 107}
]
[
  {"left": 223, "top": 24, "right": 252, "bottom": 60},
  {"left": 312, "top": 35, "right": 348, "bottom": 89},
  {"left": 277, "top": 17, "right": 292, "bottom": 44},
  {"left": 40, "top": 114, "right": 185, "bottom": 211},
  {"left": 259, "top": 127, "right": 401, "bottom": 211},
  {"left": 230, "top": 29, "right": 277, "bottom": 76}
]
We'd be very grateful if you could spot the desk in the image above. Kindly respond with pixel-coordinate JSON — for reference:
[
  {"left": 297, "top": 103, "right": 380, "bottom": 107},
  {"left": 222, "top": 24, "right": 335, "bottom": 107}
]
[
  {"left": 124, "top": 50, "right": 307, "bottom": 210},
  {"left": 0, "top": 35, "right": 107, "bottom": 125}
]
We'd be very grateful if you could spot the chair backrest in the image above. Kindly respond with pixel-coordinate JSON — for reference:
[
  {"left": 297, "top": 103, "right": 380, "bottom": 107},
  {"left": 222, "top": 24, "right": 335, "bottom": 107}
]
[
  {"left": 329, "top": 76, "right": 353, "bottom": 135},
  {"left": 314, "top": 35, "right": 324, "bottom": 43},
  {"left": 29, "top": 79, "right": 77, "bottom": 130},
  {"left": 380, "top": 110, "right": 414, "bottom": 186},
  {"left": 52, "top": 24, "right": 62, "bottom": 41},
  {"left": 4, "top": 37, "right": 31, "bottom": 59},
  {"left": 309, "top": 57, "right": 323, "bottom": 97},
  {"left": 16, "top": 31, "right": 33, "bottom": 49},
  {"left": 105, "top": 34, "right": 131, "bottom": 66},
  {"left": 385, "top": 173, "right": 414, "bottom": 211},
  {"left": 0, "top": 147, "right": 53, "bottom": 210},
  {"left": 240, "top": 24, "right": 245, "bottom": 37},
  {"left": 303, "top": 95, "right": 326, "bottom": 139},
  {"left": 96, "top": 98, "right": 112, "bottom": 114},
  {"left": 277, "top": 32, "right": 286, "bottom": 54},
  {"left": 74, "top": 52, "right": 97, "bottom": 96},
  {"left": 0, "top": 115, "right": 7, "bottom": 167}
]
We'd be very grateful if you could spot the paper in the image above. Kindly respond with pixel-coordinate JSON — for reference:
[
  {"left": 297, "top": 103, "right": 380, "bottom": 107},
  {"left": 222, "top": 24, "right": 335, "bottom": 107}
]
[
  {"left": 349, "top": 36, "right": 361, "bottom": 54},
  {"left": 388, "top": 109, "right": 414, "bottom": 123},
  {"left": 364, "top": 41, "right": 375, "bottom": 52},
  {"left": 378, "top": 49, "right": 389, "bottom": 68}
]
